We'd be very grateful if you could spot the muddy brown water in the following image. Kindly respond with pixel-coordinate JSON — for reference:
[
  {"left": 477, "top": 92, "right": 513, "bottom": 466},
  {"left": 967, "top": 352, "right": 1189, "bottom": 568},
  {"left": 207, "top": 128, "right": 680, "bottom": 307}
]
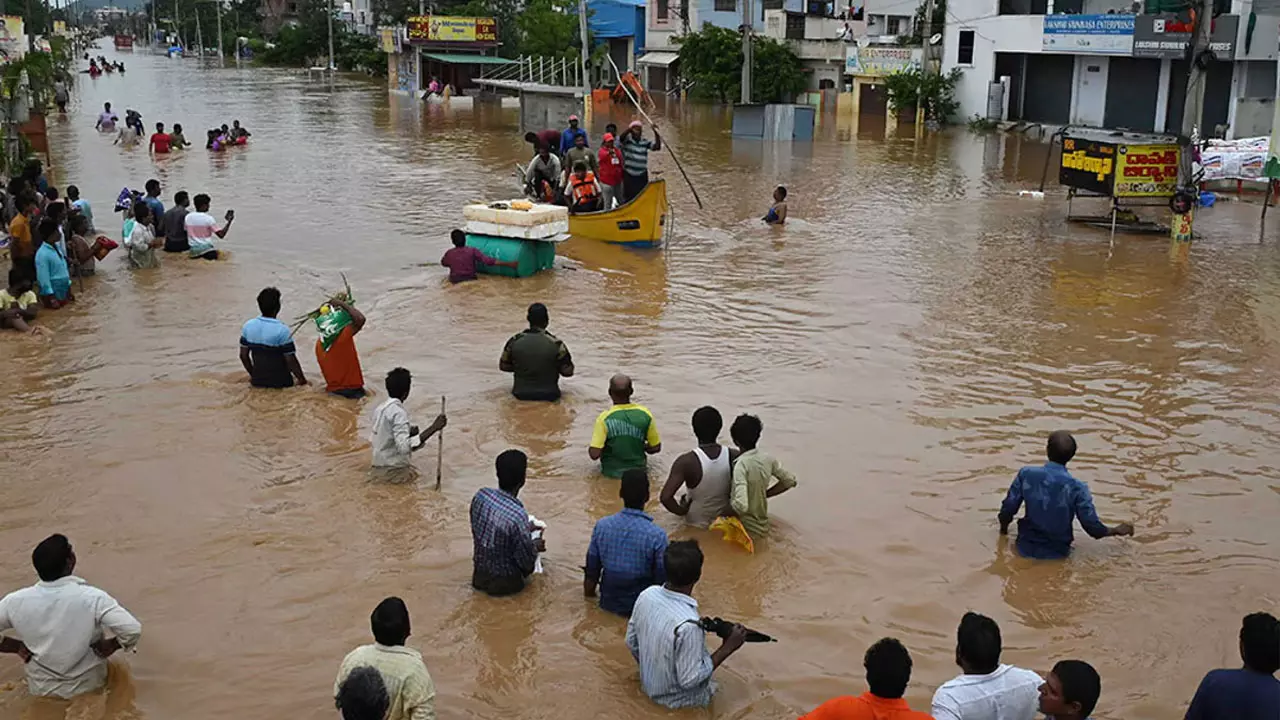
[{"left": 1, "top": 46, "right": 1278, "bottom": 720}]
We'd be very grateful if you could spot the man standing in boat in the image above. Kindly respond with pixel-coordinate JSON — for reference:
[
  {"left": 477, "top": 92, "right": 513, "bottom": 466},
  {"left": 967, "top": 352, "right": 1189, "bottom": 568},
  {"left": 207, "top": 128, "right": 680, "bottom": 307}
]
[{"left": 619, "top": 121, "right": 661, "bottom": 203}]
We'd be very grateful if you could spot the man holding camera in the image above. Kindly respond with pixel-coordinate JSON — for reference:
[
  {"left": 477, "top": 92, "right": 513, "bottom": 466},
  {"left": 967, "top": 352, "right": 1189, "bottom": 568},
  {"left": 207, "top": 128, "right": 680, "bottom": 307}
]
[{"left": 625, "top": 540, "right": 747, "bottom": 709}]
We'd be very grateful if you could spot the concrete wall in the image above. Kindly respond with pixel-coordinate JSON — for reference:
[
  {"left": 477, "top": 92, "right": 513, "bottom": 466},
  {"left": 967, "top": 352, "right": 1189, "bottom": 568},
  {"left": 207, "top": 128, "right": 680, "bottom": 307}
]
[
  {"left": 520, "top": 91, "right": 585, "bottom": 133},
  {"left": 1234, "top": 97, "right": 1275, "bottom": 137},
  {"left": 943, "top": 14, "right": 1044, "bottom": 121}
]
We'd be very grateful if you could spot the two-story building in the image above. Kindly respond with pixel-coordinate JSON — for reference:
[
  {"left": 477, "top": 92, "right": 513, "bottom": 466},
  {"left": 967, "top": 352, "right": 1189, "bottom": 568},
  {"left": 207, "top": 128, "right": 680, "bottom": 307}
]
[
  {"left": 640, "top": 0, "right": 918, "bottom": 93},
  {"left": 942, "top": 0, "right": 1280, "bottom": 137}
]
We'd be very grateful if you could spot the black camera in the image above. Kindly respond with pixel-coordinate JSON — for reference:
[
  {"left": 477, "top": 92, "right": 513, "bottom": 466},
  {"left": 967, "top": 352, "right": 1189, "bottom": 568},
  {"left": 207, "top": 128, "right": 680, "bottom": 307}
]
[{"left": 698, "top": 616, "right": 776, "bottom": 643}]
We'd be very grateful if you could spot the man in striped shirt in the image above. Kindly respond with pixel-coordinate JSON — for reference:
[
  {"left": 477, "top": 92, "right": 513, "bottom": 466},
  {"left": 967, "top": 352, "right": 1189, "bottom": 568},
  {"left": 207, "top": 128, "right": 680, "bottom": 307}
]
[
  {"left": 619, "top": 120, "right": 661, "bottom": 203},
  {"left": 625, "top": 540, "right": 747, "bottom": 709}
]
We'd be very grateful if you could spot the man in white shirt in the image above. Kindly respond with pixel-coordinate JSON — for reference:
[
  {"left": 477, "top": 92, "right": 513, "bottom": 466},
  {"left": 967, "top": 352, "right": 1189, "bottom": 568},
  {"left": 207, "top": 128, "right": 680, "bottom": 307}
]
[
  {"left": 335, "top": 597, "right": 435, "bottom": 720},
  {"left": 0, "top": 534, "right": 142, "bottom": 699},
  {"left": 370, "top": 367, "right": 446, "bottom": 469},
  {"left": 932, "top": 612, "right": 1042, "bottom": 720},
  {"left": 183, "top": 192, "right": 234, "bottom": 260}
]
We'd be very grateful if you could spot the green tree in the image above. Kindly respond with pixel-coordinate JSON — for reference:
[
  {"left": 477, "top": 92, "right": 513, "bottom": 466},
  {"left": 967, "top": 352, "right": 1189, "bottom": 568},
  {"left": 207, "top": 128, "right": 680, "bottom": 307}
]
[
  {"left": 515, "top": 0, "right": 582, "bottom": 61},
  {"left": 881, "top": 65, "right": 960, "bottom": 123},
  {"left": 675, "top": 24, "right": 740, "bottom": 103},
  {"left": 751, "top": 35, "right": 804, "bottom": 103},
  {"left": 909, "top": 0, "right": 944, "bottom": 44},
  {"left": 677, "top": 24, "right": 805, "bottom": 104}
]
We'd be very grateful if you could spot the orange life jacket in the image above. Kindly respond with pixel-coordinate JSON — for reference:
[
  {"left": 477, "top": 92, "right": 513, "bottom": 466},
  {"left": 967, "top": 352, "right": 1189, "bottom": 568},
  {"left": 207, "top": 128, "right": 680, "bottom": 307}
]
[{"left": 570, "top": 171, "right": 599, "bottom": 204}]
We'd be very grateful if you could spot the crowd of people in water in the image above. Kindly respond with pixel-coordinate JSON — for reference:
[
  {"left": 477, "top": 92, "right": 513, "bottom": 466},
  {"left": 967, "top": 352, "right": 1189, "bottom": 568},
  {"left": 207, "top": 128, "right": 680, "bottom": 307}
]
[
  {"left": 0, "top": 84, "right": 1274, "bottom": 720},
  {"left": 93, "top": 100, "right": 251, "bottom": 154}
]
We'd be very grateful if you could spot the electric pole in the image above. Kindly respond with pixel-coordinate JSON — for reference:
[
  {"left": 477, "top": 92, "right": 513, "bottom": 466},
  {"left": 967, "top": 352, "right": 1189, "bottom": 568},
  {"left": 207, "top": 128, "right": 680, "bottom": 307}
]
[
  {"left": 740, "top": 0, "right": 752, "bottom": 103},
  {"left": 216, "top": 0, "right": 224, "bottom": 65},
  {"left": 195, "top": 2, "right": 203, "bottom": 57},
  {"left": 1171, "top": 0, "right": 1213, "bottom": 247},
  {"left": 917, "top": 0, "right": 937, "bottom": 127},
  {"left": 326, "top": 0, "right": 335, "bottom": 70},
  {"left": 577, "top": 0, "right": 591, "bottom": 121}
]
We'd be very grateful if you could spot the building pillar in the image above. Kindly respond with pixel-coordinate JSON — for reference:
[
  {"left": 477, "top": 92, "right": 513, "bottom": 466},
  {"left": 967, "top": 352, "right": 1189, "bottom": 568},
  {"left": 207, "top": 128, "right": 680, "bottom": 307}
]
[{"left": 1225, "top": 61, "right": 1242, "bottom": 139}]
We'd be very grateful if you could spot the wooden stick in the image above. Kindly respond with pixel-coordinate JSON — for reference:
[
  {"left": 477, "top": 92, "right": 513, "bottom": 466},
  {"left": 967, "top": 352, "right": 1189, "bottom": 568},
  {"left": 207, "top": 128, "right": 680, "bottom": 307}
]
[
  {"left": 606, "top": 55, "right": 703, "bottom": 210},
  {"left": 435, "top": 396, "right": 446, "bottom": 490}
]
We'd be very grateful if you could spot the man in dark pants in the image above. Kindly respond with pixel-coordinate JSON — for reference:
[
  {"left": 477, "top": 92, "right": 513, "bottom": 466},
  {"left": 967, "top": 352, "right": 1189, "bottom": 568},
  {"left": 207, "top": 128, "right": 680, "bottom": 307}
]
[
  {"left": 619, "top": 120, "right": 661, "bottom": 203},
  {"left": 470, "top": 449, "right": 545, "bottom": 596}
]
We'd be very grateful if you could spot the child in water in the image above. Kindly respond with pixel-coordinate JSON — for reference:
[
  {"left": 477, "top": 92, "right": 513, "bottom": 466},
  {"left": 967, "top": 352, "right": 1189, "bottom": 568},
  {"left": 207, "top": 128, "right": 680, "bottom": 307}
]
[{"left": 764, "top": 186, "right": 788, "bottom": 225}]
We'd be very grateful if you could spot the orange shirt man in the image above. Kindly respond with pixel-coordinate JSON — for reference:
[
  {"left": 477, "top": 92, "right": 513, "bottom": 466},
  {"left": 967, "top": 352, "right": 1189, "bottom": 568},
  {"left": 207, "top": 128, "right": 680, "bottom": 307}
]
[
  {"left": 315, "top": 299, "right": 366, "bottom": 398},
  {"left": 801, "top": 638, "right": 934, "bottom": 720}
]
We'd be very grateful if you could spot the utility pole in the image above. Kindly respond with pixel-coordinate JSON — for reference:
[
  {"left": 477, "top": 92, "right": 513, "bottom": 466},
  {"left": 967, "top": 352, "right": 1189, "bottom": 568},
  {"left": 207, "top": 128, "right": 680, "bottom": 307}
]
[
  {"left": 578, "top": 0, "right": 591, "bottom": 120},
  {"left": 1171, "top": 0, "right": 1213, "bottom": 247},
  {"left": 195, "top": 3, "right": 203, "bottom": 57},
  {"left": 173, "top": 0, "right": 181, "bottom": 47},
  {"left": 326, "top": 0, "right": 335, "bottom": 70},
  {"left": 740, "top": 0, "right": 752, "bottom": 103},
  {"left": 216, "top": 0, "right": 224, "bottom": 65},
  {"left": 916, "top": 0, "right": 937, "bottom": 127}
]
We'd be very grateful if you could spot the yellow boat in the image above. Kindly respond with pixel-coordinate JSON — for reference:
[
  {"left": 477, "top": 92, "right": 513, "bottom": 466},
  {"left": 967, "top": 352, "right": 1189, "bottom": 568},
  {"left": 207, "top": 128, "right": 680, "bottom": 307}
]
[{"left": 568, "top": 179, "right": 668, "bottom": 248}]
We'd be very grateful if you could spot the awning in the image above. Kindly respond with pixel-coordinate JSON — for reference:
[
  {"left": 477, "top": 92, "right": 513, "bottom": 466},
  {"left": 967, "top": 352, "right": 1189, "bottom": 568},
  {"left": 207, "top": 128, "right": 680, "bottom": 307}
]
[
  {"left": 420, "top": 53, "right": 517, "bottom": 65},
  {"left": 637, "top": 51, "right": 679, "bottom": 66}
]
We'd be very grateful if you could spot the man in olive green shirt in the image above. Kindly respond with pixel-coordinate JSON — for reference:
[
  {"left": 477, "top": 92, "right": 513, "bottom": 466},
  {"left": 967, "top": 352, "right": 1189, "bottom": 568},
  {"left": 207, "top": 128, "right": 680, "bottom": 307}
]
[
  {"left": 589, "top": 374, "right": 661, "bottom": 478},
  {"left": 729, "top": 413, "right": 797, "bottom": 539},
  {"left": 500, "top": 303, "right": 574, "bottom": 401}
]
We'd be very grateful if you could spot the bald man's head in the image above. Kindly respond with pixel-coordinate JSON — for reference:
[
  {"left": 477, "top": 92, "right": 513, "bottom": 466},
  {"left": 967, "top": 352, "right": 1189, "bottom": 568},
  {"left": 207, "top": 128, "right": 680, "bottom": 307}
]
[{"left": 609, "top": 374, "right": 633, "bottom": 403}]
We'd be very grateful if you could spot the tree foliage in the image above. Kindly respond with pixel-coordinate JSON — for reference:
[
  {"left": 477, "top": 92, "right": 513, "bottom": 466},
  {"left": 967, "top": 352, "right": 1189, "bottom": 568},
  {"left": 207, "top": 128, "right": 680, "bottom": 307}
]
[
  {"left": 881, "top": 66, "right": 960, "bottom": 123},
  {"left": 676, "top": 24, "right": 805, "bottom": 104},
  {"left": 516, "top": 0, "right": 583, "bottom": 61}
]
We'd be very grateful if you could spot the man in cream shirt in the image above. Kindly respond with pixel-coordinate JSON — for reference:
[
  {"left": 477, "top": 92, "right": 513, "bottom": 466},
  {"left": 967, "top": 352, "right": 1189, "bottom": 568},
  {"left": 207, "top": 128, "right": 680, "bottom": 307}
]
[
  {"left": 0, "top": 534, "right": 142, "bottom": 699},
  {"left": 933, "top": 612, "right": 1042, "bottom": 720},
  {"left": 335, "top": 597, "right": 436, "bottom": 720}
]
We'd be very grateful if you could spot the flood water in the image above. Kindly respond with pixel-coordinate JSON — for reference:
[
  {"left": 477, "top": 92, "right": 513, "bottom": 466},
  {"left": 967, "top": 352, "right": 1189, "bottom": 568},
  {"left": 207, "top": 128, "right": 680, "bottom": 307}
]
[{"left": 1, "top": 45, "right": 1278, "bottom": 720}]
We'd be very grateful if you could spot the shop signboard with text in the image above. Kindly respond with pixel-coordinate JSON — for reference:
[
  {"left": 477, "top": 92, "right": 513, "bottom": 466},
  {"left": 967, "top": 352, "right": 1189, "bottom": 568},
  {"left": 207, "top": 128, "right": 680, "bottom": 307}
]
[
  {"left": 1059, "top": 136, "right": 1117, "bottom": 195},
  {"left": 844, "top": 46, "right": 923, "bottom": 76},
  {"left": 1042, "top": 14, "right": 1134, "bottom": 55},
  {"left": 1133, "top": 14, "right": 1238, "bottom": 59},
  {"left": 406, "top": 16, "right": 497, "bottom": 43},
  {"left": 1113, "top": 144, "right": 1180, "bottom": 197}
]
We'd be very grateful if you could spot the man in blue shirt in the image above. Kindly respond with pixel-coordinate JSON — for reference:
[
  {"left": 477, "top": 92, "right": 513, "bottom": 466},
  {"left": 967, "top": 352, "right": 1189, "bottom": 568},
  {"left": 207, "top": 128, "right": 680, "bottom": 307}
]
[
  {"left": 1184, "top": 612, "right": 1280, "bottom": 720},
  {"left": 470, "top": 449, "right": 544, "bottom": 597},
  {"left": 142, "top": 179, "right": 164, "bottom": 232},
  {"left": 998, "top": 431, "right": 1133, "bottom": 559},
  {"left": 584, "top": 469, "right": 668, "bottom": 616},
  {"left": 239, "top": 287, "right": 308, "bottom": 388},
  {"left": 559, "top": 114, "right": 588, "bottom": 155}
]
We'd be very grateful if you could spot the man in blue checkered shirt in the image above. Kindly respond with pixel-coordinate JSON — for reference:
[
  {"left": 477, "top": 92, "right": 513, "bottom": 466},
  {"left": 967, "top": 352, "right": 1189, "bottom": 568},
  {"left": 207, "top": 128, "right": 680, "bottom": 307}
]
[
  {"left": 470, "top": 449, "right": 543, "bottom": 597},
  {"left": 584, "top": 468, "right": 669, "bottom": 616}
]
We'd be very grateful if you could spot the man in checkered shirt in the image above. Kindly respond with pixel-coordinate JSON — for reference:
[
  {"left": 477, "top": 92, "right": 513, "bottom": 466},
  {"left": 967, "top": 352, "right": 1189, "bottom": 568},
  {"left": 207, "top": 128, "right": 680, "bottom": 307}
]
[
  {"left": 470, "top": 449, "right": 543, "bottom": 597},
  {"left": 584, "top": 469, "right": 669, "bottom": 616}
]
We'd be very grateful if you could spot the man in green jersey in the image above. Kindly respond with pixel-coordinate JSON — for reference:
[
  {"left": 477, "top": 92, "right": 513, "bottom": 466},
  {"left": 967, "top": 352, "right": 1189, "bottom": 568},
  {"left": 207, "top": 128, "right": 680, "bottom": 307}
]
[{"left": 589, "top": 374, "right": 662, "bottom": 478}]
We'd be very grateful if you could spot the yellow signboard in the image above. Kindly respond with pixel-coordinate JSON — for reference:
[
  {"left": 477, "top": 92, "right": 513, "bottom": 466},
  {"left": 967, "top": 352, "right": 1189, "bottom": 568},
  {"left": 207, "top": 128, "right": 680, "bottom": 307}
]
[
  {"left": 53, "top": 20, "right": 66, "bottom": 35},
  {"left": 1113, "top": 144, "right": 1180, "bottom": 197},
  {"left": 406, "top": 15, "right": 497, "bottom": 42},
  {"left": 379, "top": 27, "right": 396, "bottom": 53},
  {"left": 1, "top": 15, "right": 25, "bottom": 57}
]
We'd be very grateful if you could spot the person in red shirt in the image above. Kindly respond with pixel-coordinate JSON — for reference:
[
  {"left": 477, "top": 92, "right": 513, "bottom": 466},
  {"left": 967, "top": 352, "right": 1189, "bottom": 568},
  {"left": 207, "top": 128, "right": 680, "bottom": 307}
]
[
  {"left": 440, "top": 229, "right": 517, "bottom": 283},
  {"left": 149, "top": 122, "right": 172, "bottom": 154},
  {"left": 597, "top": 132, "right": 624, "bottom": 210},
  {"left": 524, "top": 129, "right": 563, "bottom": 158},
  {"left": 315, "top": 298, "right": 366, "bottom": 398},
  {"left": 801, "top": 638, "right": 934, "bottom": 720}
]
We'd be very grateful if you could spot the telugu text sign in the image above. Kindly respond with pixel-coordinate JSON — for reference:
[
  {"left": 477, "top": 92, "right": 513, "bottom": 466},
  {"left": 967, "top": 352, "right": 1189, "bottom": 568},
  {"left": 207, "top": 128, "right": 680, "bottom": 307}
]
[
  {"left": 1059, "top": 136, "right": 1117, "bottom": 195},
  {"left": 406, "top": 16, "right": 497, "bottom": 43},
  {"left": 1042, "top": 14, "right": 1134, "bottom": 55},
  {"left": 1113, "top": 144, "right": 1180, "bottom": 197},
  {"left": 844, "top": 46, "right": 922, "bottom": 77},
  {"left": 1133, "top": 14, "right": 1237, "bottom": 59}
]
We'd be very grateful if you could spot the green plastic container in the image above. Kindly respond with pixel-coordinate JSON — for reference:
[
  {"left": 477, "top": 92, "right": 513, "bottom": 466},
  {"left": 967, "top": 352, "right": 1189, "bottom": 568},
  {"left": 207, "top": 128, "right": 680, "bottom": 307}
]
[{"left": 466, "top": 233, "right": 556, "bottom": 278}]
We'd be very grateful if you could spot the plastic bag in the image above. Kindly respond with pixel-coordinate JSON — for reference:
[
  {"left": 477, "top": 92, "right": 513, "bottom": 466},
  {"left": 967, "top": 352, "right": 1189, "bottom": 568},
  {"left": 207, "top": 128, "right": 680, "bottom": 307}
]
[
  {"left": 710, "top": 516, "right": 755, "bottom": 554},
  {"left": 314, "top": 301, "right": 353, "bottom": 351}
]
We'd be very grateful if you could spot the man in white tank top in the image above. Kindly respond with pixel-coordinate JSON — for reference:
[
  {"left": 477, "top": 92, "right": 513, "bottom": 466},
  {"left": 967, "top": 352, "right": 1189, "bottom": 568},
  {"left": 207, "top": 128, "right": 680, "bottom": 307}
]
[{"left": 660, "top": 406, "right": 738, "bottom": 529}]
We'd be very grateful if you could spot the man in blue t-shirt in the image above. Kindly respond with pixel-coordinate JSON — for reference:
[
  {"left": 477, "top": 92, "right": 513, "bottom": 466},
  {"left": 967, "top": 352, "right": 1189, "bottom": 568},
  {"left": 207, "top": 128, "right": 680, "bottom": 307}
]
[
  {"left": 997, "top": 431, "right": 1134, "bottom": 559},
  {"left": 1185, "top": 612, "right": 1280, "bottom": 720},
  {"left": 239, "top": 287, "right": 308, "bottom": 389}
]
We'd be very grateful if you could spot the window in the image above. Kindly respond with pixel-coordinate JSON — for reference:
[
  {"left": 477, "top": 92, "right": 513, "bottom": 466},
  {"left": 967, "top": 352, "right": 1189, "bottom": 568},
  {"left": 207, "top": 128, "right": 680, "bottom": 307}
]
[
  {"left": 957, "top": 29, "right": 975, "bottom": 65},
  {"left": 785, "top": 12, "right": 805, "bottom": 39},
  {"left": 715, "top": 0, "right": 735, "bottom": 10},
  {"left": 657, "top": 0, "right": 669, "bottom": 19},
  {"left": 886, "top": 16, "right": 901, "bottom": 34}
]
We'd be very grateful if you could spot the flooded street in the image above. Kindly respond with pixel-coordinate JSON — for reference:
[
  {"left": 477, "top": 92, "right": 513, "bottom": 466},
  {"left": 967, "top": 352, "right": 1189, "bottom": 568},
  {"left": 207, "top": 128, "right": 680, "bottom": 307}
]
[{"left": 2, "top": 46, "right": 1279, "bottom": 720}]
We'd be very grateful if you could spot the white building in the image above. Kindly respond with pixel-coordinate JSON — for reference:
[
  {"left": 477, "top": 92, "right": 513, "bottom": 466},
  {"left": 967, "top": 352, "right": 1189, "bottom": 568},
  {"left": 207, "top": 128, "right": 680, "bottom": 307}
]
[
  {"left": 640, "top": 0, "right": 918, "bottom": 92},
  {"left": 941, "top": 0, "right": 1280, "bottom": 137}
]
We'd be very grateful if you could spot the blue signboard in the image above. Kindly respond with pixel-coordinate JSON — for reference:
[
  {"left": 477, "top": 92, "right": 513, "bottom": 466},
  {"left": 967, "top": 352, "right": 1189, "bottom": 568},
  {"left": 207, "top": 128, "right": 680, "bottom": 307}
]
[{"left": 1042, "top": 14, "right": 1135, "bottom": 54}]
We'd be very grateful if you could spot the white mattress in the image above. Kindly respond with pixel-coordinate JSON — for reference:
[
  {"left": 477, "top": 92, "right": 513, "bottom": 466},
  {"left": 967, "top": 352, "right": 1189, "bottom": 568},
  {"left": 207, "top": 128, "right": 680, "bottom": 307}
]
[{"left": 463, "top": 219, "right": 569, "bottom": 240}]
